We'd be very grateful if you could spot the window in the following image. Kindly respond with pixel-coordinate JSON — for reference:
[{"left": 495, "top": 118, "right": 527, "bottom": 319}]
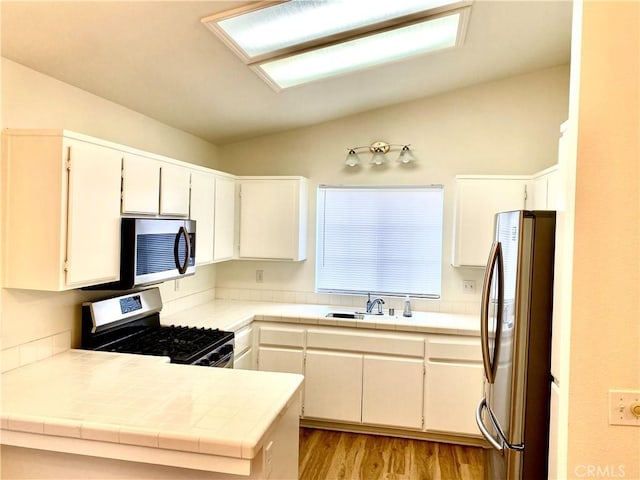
[{"left": 316, "top": 185, "right": 444, "bottom": 298}]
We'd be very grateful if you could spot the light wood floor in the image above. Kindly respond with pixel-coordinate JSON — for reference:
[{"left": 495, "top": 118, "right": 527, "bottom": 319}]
[{"left": 299, "top": 428, "right": 484, "bottom": 480}]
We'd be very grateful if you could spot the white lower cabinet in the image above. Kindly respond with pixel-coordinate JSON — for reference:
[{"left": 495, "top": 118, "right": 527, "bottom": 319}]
[
  {"left": 252, "top": 322, "right": 481, "bottom": 438},
  {"left": 303, "top": 350, "right": 363, "bottom": 423},
  {"left": 258, "top": 346, "right": 304, "bottom": 374},
  {"left": 424, "top": 336, "right": 483, "bottom": 436},
  {"left": 233, "top": 325, "right": 253, "bottom": 370},
  {"left": 256, "top": 326, "right": 305, "bottom": 374},
  {"left": 424, "top": 361, "right": 483, "bottom": 436},
  {"left": 362, "top": 355, "right": 424, "bottom": 429}
]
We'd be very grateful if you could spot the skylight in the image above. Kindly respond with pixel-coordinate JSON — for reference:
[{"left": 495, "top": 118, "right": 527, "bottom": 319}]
[{"left": 202, "top": 0, "right": 471, "bottom": 90}]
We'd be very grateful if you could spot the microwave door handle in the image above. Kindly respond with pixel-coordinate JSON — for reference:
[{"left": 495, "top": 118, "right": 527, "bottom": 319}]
[{"left": 174, "top": 226, "right": 190, "bottom": 274}]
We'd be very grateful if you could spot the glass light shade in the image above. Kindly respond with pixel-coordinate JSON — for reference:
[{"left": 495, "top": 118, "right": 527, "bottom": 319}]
[
  {"left": 214, "top": 0, "right": 460, "bottom": 60},
  {"left": 397, "top": 146, "right": 417, "bottom": 163},
  {"left": 370, "top": 151, "right": 387, "bottom": 165},
  {"left": 345, "top": 150, "right": 361, "bottom": 167},
  {"left": 258, "top": 13, "right": 461, "bottom": 89}
]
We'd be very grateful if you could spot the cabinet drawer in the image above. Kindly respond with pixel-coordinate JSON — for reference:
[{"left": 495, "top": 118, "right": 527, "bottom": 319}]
[
  {"left": 259, "top": 326, "right": 305, "bottom": 348},
  {"left": 307, "top": 329, "right": 424, "bottom": 357},
  {"left": 427, "top": 336, "right": 481, "bottom": 362}
]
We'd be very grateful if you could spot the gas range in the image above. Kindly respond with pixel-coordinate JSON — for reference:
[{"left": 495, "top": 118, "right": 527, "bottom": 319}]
[{"left": 81, "top": 288, "right": 234, "bottom": 367}]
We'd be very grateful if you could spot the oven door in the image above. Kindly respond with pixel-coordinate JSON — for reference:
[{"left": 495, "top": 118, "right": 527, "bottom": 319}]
[{"left": 211, "top": 351, "right": 234, "bottom": 368}]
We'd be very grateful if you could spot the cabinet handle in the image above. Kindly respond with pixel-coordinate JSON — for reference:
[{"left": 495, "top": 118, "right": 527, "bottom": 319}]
[{"left": 174, "top": 226, "right": 191, "bottom": 274}]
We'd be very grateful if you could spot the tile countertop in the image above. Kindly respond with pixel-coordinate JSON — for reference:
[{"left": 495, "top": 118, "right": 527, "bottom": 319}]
[
  {"left": 1, "top": 349, "right": 303, "bottom": 463},
  {"left": 161, "top": 300, "right": 481, "bottom": 336}
]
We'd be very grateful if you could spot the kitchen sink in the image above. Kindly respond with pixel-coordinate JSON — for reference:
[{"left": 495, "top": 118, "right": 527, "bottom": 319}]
[{"left": 325, "top": 312, "right": 364, "bottom": 320}]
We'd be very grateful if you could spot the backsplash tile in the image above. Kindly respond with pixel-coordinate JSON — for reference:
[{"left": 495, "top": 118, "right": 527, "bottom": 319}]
[
  {"left": 1, "top": 330, "right": 71, "bottom": 373},
  {"left": 1, "top": 347, "right": 20, "bottom": 373},
  {"left": 214, "top": 288, "right": 479, "bottom": 315}
]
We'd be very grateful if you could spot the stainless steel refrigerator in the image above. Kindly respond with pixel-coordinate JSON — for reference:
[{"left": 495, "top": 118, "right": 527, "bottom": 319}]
[{"left": 475, "top": 210, "right": 556, "bottom": 479}]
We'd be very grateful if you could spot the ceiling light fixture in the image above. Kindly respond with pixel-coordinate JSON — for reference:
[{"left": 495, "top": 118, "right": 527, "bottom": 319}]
[
  {"left": 344, "top": 141, "right": 415, "bottom": 167},
  {"left": 202, "top": 1, "right": 472, "bottom": 91}
]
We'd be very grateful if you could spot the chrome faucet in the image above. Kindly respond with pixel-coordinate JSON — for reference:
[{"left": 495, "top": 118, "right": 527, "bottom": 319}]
[{"left": 365, "top": 293, "right": 385, "bottom": 315}]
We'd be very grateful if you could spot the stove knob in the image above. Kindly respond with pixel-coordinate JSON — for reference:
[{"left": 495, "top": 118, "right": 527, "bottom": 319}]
[{"left": 220, "top": 344, "right": 234, "bottom": 355}]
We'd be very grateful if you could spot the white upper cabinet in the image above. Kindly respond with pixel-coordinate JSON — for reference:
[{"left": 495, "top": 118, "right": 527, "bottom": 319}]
[
  {"left": 530, "top": 165, "right": 560, "bottom": 210},
  {"left": 122, "top": 156, "right": 193, "bottom": 218},
  {"left": 160, "top": 162, "right": 191, "bottom": 217},
  {"left": 238, "top": 177, "right": 308, "bottom": 261},
  {"left": 121, "top": 154, "right": 160, "bottom": 215},
  {"left": 213, "top": 175, "right": 236, "bottom": 262},
  {"left": 3, "top": 130, "right": 122, "bottom": 290},
  {"left": 451, "top": 175, "right": 529, "bottom": 267},
  {"left": 190, "top": 170, "right": 216, "bottom": 265}
]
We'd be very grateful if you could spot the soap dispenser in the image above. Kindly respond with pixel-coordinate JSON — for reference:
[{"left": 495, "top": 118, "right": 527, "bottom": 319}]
[{"left": 403, "top": 295, "right": 412, "bottom": 317}]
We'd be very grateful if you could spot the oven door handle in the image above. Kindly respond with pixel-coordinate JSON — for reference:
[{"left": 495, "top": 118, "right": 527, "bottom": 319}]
[{"left": 174, "top": 226, "right": 191, "bottom": 274}]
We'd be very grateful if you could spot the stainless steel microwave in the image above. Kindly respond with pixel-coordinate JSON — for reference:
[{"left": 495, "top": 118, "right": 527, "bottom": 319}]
[{"left": 91, "top": 218, "right": 196, "bottom": 290}]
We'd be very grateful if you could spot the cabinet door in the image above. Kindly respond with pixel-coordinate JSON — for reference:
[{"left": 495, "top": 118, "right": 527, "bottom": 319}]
[
  {"left": 546, "top": 168, "right": 560, "bottom": 210},
  {"left": 531, "top": 175, "right": 549, "bottom": 210},
  {"left": 213, "top": 176, "right": 236, "bottom": 262},
  {"left": 362, "top": 355, "right": 424, "bottom": 429},
  {"left": 531, "top": 167, "right": 560, "bottom": 210},
  {"left": 452, "top": 177, "right": 527, "bottom": 267},
  {"left": 424, "top": 361, "right": 483, "bottom": 436},
  {"left": 160, "top": 163, "right": 191, "bottom": 216},
  {"left": 121, "top": 154, "right": 160, "bottom": 215},
  {"left": 257, "top": 346, "right": 304, "bottom": 374},
  {"left": 303, "top": 350, "right": 362, "bottom": 422},
  {"left": 65, "top": 139, "right": 122, "bottom": 287},
  {"left": 190, "top": 171, "right": 215, "bottom": 265},
  {"left": 239, "top": 179, "right": 303, "bottom": 260}
]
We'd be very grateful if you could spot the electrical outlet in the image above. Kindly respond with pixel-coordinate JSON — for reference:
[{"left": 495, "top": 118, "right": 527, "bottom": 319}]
[
  {"left": 256, "top": 269, "right": 264, "bottom": 283},
  {"left": 463, "top": 280, "right": 476, "bottom": 294},
  {"left": 609, "top": 390, "right": 640, "bottom": 426}
]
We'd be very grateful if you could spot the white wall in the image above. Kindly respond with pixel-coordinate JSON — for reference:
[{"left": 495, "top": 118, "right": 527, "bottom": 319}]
[
  {"left": 215, "top": 66, "right": 570, "bottom": 312},
  {"left": 1, "top": 59, "right": 220, "bottom": 361}
]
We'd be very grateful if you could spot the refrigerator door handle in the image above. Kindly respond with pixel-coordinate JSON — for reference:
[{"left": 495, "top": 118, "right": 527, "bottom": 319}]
[
  {"left": 476, "top": 397, "right": 505, "bottom": 452},
  {"left": 477, "top": 398, "right": 525, "bottom": 453},
  {"left": 480, "top": 241, "right": 504, "bottom": 384}
]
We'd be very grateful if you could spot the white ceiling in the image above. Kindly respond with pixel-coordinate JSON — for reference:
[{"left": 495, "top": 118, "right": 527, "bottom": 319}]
[{"left": 1, "top": 1, "right": 572, "bottom": 145}]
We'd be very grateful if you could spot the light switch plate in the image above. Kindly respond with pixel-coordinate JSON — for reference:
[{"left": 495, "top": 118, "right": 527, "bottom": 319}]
[{"left": 609, "top": 390, "right": 640, "bottom": 426}]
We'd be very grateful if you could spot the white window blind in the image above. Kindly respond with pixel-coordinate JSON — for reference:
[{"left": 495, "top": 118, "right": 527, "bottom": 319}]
[{"left": 316, "top": 185, "right": 443, "bottom": 298}]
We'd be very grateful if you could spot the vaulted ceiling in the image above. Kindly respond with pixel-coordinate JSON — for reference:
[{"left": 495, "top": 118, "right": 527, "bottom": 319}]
[{"left": 1, "top": 1, "right": 572, "bottom": 144}]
